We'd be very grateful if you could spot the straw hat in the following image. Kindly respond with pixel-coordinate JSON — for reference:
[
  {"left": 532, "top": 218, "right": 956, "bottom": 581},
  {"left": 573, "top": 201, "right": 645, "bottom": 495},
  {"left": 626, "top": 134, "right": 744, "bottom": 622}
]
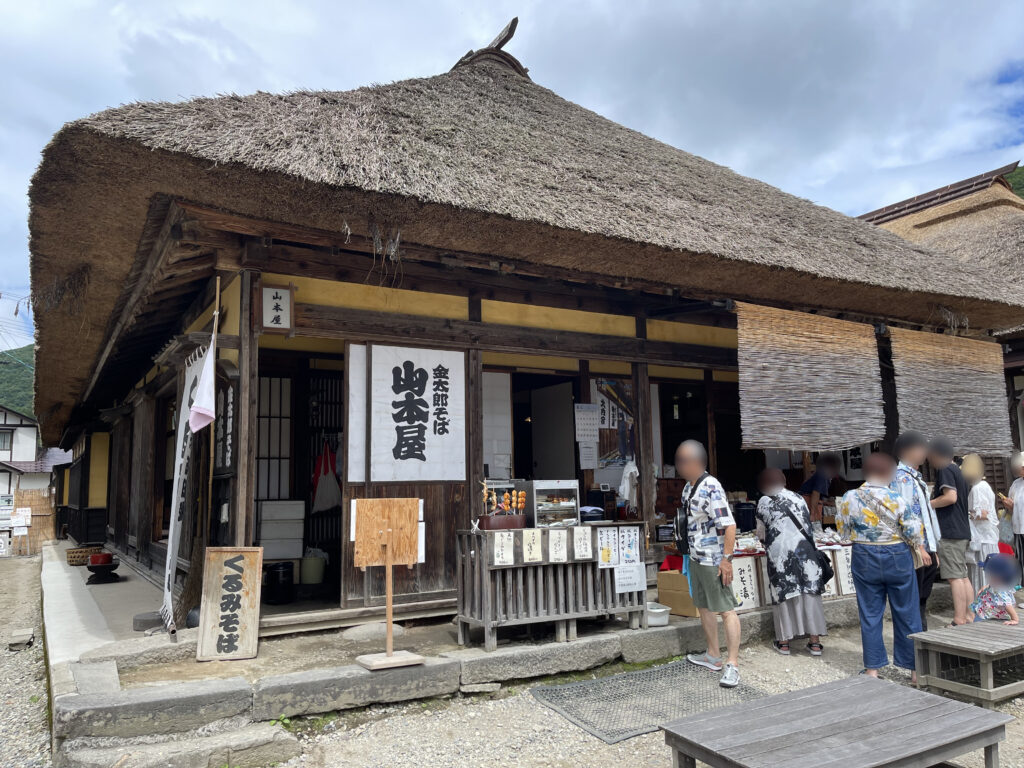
[{"left": 960, "top": 453, "right": 985, "bottom": 482}]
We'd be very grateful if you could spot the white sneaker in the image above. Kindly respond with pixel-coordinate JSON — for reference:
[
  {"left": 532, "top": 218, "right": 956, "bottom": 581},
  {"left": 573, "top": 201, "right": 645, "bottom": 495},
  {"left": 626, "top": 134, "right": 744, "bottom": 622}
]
[
  {"left": 686, "top": 652, "right": 723, "bottom": 672},
  {"left": 720, "top": 663, "right": 740, "bottom": 688}
]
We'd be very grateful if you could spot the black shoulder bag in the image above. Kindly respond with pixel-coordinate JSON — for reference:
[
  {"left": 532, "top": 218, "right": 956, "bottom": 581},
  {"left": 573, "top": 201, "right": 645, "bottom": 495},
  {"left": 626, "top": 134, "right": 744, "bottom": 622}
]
[
  {"left": 674, "top": 472, "right": 709, "bottom": 556},
  {"left": 776, "top": 496, "right": 834, "bottom": 587}
]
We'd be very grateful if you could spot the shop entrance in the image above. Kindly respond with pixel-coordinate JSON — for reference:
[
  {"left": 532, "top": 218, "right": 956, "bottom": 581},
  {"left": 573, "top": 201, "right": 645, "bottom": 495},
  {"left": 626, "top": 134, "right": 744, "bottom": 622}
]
[{"left": 510, "top": 373, "right": 577, "bottom": 480}]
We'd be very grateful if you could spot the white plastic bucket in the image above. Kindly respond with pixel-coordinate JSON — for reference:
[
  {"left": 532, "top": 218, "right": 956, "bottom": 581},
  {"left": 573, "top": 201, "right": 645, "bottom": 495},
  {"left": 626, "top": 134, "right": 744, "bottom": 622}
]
[
  {"left": 646, "top": 601, "right": 670, "bottom": 626},
  {"left": 300, "top": 556, "right": 326, "bottom": 585}
]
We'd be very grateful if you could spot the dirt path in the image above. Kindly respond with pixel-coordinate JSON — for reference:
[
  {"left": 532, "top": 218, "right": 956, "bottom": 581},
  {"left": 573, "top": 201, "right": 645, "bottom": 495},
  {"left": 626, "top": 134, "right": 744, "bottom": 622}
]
[{"left": 0, "top": 555, "right": 51, "bottom": 767}]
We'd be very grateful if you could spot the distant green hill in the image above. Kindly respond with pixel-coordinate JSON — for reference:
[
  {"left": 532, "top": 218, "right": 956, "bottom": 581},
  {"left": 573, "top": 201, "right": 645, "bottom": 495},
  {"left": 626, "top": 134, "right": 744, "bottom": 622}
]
[
  {"left": 1006, "top": 165, "right": 1024, "bottom": 199},
  {"left": 0, "top": 344, "right": 34, "bottom": 417}
]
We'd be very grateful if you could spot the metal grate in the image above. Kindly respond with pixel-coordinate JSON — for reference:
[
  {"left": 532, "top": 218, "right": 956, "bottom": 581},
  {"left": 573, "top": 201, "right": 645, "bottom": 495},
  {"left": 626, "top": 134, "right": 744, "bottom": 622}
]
[{"left": 531, "top": 661, "right": 764, "bottom": 743}]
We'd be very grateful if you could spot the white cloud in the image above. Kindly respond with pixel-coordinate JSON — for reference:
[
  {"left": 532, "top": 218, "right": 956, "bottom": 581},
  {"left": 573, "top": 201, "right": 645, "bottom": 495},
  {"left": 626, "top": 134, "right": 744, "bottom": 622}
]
[{"left": 2, "top": 0, "right": 1024, "bottom": 335}]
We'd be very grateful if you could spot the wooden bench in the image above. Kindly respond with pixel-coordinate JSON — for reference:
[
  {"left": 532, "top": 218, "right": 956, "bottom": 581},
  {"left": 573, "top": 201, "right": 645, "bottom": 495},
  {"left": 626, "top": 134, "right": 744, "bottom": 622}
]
[
  {"left": 913, "top": 623, "right": 1024, "bottom": 709},
  {"left": 661, "top": 676, "right": 1012, "bottom": 767}
]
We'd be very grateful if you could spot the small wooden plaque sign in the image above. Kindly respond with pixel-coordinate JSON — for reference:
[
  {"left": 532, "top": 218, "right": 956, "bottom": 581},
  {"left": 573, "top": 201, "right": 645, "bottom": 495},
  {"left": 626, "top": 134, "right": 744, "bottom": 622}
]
[{"left": 196, "top": 547, "right": 263, "bottom": 662}]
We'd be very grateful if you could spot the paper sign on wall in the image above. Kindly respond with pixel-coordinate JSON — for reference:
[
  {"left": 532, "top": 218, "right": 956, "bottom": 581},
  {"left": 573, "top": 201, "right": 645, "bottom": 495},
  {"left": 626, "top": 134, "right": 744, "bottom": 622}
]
[
  {"left": 572, "top": 527, "right": 593, "bottom": 559},
  {"left": 548, "top": 529, "right": 568, "bottom": 563},
  {"left": 619, "top": 526, "right": 640, "bottom": 565},
  {"left": 578, "top": 442, "right": 598, "bottom": 470},
  {"left": 522, "top": 529, "right": 543, "bottom": 563},
  {"left": 574, "top": 403, "right": 600, "bottom": 443},
  {"left": 368, "top": 345, "right": 466, "bottom": 482},
  {"left": 12, "top": 526, "right": 28, "bottom": 537},
  {"left": 614, "top": 563, "right": 646, "bottom": 593},
  {"left": 492, "top": 531, "right": 515, "bottom": 566},
  {"left": 11, "top": 508, "right": 30, "bottom": 528},
  {"left": 597, "top": 527, "right": 619, "bottom": 568}
]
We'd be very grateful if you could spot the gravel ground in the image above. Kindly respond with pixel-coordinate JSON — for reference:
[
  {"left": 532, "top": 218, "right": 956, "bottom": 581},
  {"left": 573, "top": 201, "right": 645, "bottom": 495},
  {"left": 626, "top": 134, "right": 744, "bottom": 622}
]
[
  {"left": 0, "top": 555, "right": 51, "bottom": 768},
  {"left": 282, "top": 618, "right": 1024, "bottom": 768}
]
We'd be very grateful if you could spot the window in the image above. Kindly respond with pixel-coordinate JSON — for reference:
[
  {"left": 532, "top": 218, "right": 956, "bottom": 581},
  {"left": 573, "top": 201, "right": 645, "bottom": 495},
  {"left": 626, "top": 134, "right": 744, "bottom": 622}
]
[
  {"left": 0, "top": 431, "right": 11, "bottom": 454},
  {"left": 256, "top": 376, "right": 293, "bottom": 500}
]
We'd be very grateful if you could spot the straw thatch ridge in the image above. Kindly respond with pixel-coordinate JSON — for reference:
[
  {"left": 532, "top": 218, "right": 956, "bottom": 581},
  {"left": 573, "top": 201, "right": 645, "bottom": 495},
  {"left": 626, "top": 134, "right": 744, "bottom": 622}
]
[
  {"left": 28, "top": 55, "right": 1024, "bottom": 442},
  {"left": 736, "top": 302, "right": 886, "bottom": 451},
  {"left": 889, "top": 328, "right": 1013, "bottom": 455}
]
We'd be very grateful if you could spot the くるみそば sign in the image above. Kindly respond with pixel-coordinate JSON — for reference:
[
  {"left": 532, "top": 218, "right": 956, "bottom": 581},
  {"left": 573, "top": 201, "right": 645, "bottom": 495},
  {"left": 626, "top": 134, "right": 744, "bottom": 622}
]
[
  {"left": 196, "top": 547, "right": 263, "bottom": 662},
  {"left": 369, "top": 345, "right": 466, "bottom": 482}
]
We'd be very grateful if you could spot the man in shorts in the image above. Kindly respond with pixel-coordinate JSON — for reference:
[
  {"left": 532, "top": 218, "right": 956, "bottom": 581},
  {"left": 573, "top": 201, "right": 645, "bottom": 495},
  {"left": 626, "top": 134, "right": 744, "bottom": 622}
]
[
  {"left": 929, "top": 437, "right": 973, "bottom": 625},
  {"left": 675, "top": 440, "right": 740, "bottom": 688}
]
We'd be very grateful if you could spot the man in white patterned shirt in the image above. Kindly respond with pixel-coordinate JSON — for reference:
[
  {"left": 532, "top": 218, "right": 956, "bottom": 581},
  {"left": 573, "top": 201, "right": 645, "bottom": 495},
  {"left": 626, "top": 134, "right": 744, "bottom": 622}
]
[{"left": 675, "top": 440, "right": 741, "bottom": 688}]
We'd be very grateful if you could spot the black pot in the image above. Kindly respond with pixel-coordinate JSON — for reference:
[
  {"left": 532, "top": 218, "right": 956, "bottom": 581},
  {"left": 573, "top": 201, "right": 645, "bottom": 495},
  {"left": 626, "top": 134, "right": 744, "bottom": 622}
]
[{"left": 263, "top": 561, "right": 296, "bottom": 605}]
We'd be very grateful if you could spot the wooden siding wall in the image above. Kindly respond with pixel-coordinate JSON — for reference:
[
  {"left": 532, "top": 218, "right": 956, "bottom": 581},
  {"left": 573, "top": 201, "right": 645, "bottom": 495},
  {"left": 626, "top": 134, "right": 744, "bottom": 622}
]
[{"left": 342, "top": 482, "right": 468, "bottom": 605}]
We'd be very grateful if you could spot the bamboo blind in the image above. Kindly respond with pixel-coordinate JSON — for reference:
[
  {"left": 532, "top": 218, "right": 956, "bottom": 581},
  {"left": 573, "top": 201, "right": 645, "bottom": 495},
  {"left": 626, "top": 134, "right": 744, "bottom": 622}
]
[
  {"left": 889, "top": 328, "right": 1012, "bottom": 455},
  {"left": 736, "top": 302, "right": 885, "bottom": 451}
]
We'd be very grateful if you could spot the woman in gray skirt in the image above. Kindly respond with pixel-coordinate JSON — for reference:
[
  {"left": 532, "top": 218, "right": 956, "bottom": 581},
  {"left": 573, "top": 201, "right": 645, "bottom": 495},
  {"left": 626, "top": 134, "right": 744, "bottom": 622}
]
[{"left": 755, "top": 468, "right": 828, "bottom": 656}]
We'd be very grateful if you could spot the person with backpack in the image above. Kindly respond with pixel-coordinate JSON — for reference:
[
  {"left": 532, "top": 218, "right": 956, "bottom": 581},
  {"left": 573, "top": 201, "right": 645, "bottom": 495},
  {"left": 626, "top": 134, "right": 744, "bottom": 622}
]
[
  {"left": 837, "top": 452, "right": 924, "bottom": 680},
  {"left": 755, "top": 468, "right": 828, "bottom": 657}
]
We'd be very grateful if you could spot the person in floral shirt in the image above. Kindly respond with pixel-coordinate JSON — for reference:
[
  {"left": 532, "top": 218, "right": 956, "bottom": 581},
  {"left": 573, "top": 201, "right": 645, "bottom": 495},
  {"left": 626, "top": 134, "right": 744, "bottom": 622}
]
[
  {"left": 838, "top": 452, "right": 923, "bottom": 680},
  {"left": 968, "top": 554, "right": 1019, "bottom": 625}
]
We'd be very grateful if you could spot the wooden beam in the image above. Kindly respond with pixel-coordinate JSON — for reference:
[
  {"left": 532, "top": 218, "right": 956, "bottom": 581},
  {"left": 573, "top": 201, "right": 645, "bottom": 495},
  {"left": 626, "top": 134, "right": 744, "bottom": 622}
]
[
  {"left": 294, "top": 303, "right": 737, "bottom": 369},
  {"left": 83, "top": 202, "right": 185, "bottom": 402},
  {"left": 178, "top": 202, "right": 692, "bottom": 300}
]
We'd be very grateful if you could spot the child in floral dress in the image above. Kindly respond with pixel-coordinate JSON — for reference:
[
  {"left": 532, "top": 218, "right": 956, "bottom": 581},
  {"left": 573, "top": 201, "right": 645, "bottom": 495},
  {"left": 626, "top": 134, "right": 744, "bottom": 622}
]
[{"left": 968, "top": 554, "right": 1020, "bottom": 625}]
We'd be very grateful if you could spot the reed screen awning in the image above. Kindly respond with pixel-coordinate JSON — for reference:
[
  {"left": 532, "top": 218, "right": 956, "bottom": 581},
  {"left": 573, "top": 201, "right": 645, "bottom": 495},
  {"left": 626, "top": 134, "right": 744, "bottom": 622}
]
[
  {"left": 889, "top": 328, "right": 1013, "bottom": 455},
  {"left": 736, "top": 302, "right": 886, "bottom": 451}
]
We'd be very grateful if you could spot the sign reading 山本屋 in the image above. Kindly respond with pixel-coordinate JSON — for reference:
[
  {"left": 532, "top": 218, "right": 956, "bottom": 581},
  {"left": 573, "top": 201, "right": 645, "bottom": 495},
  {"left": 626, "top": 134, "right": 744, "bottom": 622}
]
[{"left": 360, "top": 345, "right": 466, "bottom": 483}]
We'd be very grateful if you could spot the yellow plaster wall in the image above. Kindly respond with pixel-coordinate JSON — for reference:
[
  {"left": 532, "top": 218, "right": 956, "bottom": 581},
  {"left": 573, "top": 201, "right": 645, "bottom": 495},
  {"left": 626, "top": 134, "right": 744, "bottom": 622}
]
[
  {"left": 266, "top": 273, "right": 468, "bottom": 319},
  {"left": 647, "top": 319, "right": 737, "bottom": 349},
  {"left": 87, "top": 432, "right": 110, "bottom": 509},
  {"left": 589, "top": 360, "right": 631, "bottom": 375},
  {"left": 482, "top": 352, "right": 579, "bottom": 372},
  {"left": 648, "top": 366, "right": 704, "bottom": 380},
  {"left": 713, "top": 371, "right": 739, "bottom": 383},
  {"left": 482, "top": 301, "right": 636, "bottom": 337},
  {"left": 259, "top": 334, "right": 346, "bottom": 354}
]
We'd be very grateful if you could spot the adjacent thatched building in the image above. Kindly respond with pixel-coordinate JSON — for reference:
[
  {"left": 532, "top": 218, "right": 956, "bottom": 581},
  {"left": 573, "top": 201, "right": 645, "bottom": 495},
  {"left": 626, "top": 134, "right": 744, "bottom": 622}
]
[
  {"left": 861, "top": 162, "right": 1024, "bottom": 457},
  {"left": 29, "top": 26, "right": 1024, "bottom": 632}
]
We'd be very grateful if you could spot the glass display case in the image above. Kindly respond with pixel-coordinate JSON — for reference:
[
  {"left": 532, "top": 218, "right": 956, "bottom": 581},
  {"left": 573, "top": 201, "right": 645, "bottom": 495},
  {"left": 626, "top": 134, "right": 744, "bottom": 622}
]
[{"left": 514, "top": 479, "right": 580, "bottom": 528}]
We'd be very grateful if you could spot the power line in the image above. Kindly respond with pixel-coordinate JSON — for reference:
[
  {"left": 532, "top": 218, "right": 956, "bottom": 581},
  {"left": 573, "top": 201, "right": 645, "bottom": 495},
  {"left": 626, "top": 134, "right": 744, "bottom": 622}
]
[{"left": 0, "top": 346, "right": 33, "bottom": 372}]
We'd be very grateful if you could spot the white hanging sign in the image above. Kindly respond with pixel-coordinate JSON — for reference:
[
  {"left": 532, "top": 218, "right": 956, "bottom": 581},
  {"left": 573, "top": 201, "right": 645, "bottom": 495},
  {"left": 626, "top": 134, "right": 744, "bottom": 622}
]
[
  {"left": 619, "top": 526, "right": 641, "bottom": 565},
  {"left": 597, "top": 527, "right": 619, "bottom": 568},
  {"left": 523, "top": 529, "right": 543, "bottom": 563},
  {"left": 369, "top": 345, "right": 466, "bottom": 482},
  {"left": 572, "top": 527, "right": 593, "bottom": 559},
  {"left": 614, "top": 563, "right": 646, "bottom": 593},
  {"left": 548, "top": 529, "right": 568, "bottom": 563}
]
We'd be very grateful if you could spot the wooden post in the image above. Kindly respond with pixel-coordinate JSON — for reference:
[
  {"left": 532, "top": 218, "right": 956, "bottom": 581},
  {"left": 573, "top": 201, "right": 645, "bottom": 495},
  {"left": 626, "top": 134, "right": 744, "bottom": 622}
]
[
  {"left": 467, "top": 349, "right": 484, "bottom": 519},
  {"left": 704, "top": 369, "right": 718, "bottom": 476},
  {"left": 632, "top": 362, "right": 655, "bottom": 524},
  {"left": 234, "top": 270, "right": 259, "bottom": 547},
  {"left": 385, "top": 527, "right": 394, "bottom": 657}
]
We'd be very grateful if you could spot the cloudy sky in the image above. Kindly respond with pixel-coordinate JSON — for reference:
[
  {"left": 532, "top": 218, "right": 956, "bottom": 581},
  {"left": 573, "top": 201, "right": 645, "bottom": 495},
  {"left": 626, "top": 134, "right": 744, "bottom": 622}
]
[{"left": 3, "top": 1, "right": 1024, "bottom": 349}]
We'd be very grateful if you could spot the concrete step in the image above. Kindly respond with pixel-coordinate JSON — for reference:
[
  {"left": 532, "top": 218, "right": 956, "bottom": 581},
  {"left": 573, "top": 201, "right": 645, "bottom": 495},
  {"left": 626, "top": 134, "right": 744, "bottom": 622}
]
[{"left": 59, "top": 722, "right": 300, "bottom": 768}]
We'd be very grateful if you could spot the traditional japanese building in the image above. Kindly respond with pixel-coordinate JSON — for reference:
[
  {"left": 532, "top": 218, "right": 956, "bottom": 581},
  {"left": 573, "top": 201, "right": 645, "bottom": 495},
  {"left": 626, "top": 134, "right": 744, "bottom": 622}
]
[{"left": 29, "top": 25, "right": 1024, "bottom": 633}]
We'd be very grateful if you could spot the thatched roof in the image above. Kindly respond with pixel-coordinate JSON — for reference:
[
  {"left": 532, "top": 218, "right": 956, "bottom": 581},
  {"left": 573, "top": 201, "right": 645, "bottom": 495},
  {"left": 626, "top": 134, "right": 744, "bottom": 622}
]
[{"left": 29, "top": 48, "right": 1024, "bottom": 443}]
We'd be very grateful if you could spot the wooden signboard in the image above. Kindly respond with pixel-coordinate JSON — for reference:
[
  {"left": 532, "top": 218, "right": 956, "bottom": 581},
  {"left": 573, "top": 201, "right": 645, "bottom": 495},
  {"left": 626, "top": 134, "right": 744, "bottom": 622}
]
[
  {"left": 353, "top": 498, "right": 422, "bottom": 670},
  {"left": 196, "top": 547, "right": 263, "bottom": 662}
]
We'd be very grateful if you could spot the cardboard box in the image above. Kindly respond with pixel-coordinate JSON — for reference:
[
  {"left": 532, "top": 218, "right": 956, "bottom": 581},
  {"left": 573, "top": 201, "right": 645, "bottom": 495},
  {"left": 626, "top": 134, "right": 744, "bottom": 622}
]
[{"left": 657, "top": 570, "right": 699, "bottom": 617}]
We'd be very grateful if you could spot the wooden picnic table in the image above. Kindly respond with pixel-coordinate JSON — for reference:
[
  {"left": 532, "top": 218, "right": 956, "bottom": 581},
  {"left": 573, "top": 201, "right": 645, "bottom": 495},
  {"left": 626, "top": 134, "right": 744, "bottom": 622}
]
[
  {"left": 661, "top": 676, "right": 1012, "bottom": 767},
  {"left": 913, "top": 623, "right": 1024, "bottom": 709}
]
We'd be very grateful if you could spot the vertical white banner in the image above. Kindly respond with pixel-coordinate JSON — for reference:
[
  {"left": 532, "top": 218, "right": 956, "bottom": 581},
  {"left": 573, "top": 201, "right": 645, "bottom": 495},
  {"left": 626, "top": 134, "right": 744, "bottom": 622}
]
[
  {"left": 369, "top": 345, "right": 466, "bottom": 482},
  {"left": 347, "top": 344, "right": 367, "bottom": 483},
  {"left": 160, "top": 352, "right": 205, "bottom": 635}
]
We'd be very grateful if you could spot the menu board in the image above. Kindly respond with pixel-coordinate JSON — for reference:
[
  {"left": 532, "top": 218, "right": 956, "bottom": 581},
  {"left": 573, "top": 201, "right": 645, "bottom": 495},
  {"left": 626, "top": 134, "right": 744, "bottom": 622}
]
[{"left": 731, "top": 557, "right": 760, "bottom": 611}]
